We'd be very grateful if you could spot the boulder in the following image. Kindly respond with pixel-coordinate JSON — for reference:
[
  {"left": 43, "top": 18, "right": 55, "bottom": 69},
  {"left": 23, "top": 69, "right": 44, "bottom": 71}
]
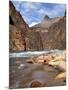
[
  {"left": 48, "top": 60, "right": 66, "bottom": 71},
  {"left": 30, "top": 80, "right": 43, "bottom": 87},
  {"left": 54, "top": 72, "right": 66, "bottom": 80},
  {"left": 27, "top": 59, "right": 35, "bottom": 64},
  {"left": 36, "top": 55, "right": 44, "bottom": 61},
  {"left": 37, "top": 59, "right": 44, "bottom": 64}
]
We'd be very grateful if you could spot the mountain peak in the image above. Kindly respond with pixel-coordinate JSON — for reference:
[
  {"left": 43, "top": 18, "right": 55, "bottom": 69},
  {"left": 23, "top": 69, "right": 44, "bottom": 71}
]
[{"left": 43, "top": 15, "right": 50, "bottom": 20}]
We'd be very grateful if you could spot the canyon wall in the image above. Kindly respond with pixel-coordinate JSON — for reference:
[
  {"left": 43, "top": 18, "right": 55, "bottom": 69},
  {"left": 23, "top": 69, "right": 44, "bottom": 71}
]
[{"left": 9, "top": 1, "right": 66, "bottom": 52}]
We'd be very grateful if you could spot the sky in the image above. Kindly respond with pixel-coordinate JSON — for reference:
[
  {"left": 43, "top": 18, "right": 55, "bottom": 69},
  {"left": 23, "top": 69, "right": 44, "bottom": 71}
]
[{"left": 12, "top": 1, "right": 66, "bottom": 27}]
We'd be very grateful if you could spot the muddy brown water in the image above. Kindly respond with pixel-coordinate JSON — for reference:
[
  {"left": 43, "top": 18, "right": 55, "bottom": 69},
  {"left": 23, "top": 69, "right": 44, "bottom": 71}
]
[{"left": 9, "top": 57, "right": 66, "bottom": 89}]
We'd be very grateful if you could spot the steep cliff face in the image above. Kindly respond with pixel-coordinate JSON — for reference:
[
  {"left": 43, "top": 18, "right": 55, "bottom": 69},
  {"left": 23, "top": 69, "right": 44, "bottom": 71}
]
[
  {"left": 9, "top": 1, "right": 43, "bottom": 51},
  {"left": 9, "top": 25, "right": 26, "bottom": 51},
  {"left": 31, "top": 15, "right": 66, "bottom": 50},
  {"left": 9, "top": 1, "right": 28, "bottom": 51},
  {"left": 27, "top": 30, "right": 43, "bottom": 51},
  {"left": 9, "top": 1, "right": 29, "bottom": 35},
  {"left": 47, "top": 16, "right": 66, "bottom": 49}
]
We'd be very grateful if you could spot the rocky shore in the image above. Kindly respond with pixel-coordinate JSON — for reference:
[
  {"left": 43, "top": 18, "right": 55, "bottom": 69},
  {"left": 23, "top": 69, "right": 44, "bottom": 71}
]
[
  {"left": 9, "top": 50, "right": 66, "bottom": 88},
  {"left": 27, "top": 50, "right": 66, "bottom": 70}
]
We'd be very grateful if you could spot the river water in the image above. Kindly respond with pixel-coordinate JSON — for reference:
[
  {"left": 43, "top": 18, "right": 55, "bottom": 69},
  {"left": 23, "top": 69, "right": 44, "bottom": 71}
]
[{"left": 9, "top": 50, "right": 66, "bottom": 89}]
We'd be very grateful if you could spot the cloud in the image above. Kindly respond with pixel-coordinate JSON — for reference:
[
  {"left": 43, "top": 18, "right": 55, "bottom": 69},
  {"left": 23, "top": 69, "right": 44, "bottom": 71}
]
[
  {"left": 47, "top": 4, "right": 65, "bottom": 17},
  {"left": 29, "top": 22, "right": 38, "bottom": 27},
  {"left": 12, "top": 1, "right": 66, "bottom": 26}
]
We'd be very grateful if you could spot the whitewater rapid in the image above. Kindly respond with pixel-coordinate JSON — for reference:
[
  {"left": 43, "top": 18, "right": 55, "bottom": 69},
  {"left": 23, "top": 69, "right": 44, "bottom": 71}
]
[{"left": 9, "top": 49, "right": 65, "bottom": 58}]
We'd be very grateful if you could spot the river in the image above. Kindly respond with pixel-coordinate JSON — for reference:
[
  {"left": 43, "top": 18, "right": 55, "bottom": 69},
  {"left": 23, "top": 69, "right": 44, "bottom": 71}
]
[{"left": 9, "top": 49, "right": 66, "bottom": 89}]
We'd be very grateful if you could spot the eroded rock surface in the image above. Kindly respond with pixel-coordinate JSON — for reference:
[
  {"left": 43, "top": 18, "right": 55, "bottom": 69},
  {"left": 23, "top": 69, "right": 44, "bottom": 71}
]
[{"left": 9, "top": 1, "right": 43, "bottom": 51}]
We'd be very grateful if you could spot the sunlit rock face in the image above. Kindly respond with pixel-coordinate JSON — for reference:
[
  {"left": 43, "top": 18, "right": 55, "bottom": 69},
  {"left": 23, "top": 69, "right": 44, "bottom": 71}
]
[
  {"left": 9, "top": 25, "right": 26, "bottom": 51},
  {"left": 9, "top": 1, "right": 43, "bottom": 51},
  {"left": 9, "top": 1, "right": 28, "bottom": 51}
]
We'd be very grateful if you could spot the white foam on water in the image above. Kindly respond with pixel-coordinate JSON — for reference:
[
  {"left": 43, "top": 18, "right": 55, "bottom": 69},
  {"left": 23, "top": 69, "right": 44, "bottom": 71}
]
[{"left": 9, "top": 49, "right": 64, "bottom": 58}]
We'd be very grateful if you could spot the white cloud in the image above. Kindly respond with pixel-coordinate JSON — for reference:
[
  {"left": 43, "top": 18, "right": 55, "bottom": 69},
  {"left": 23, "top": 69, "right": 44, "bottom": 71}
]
[
  {"left": 29, "top": 22, "right": 38, "bottom": 27},
  {"left": 46, "top": 4, "right": 65, "bottom": 17},
  {"left": 12, "top": 1, "right": 65, "bottom": 26}
]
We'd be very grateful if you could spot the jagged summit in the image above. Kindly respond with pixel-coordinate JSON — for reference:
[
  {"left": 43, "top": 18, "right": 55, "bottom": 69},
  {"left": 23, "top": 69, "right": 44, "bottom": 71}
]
[
  {"left": 31, "top": 15, "right": 62, "bottom": 29},
  {"left": 43, "top": 15, "right": 50, "bottom": 20}
]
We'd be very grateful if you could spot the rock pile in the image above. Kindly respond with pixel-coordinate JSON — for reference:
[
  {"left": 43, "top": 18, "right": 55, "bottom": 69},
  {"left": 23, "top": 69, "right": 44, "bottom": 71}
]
[{"left": 27, "top": 50, "right": 66, "bottom": 71}]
